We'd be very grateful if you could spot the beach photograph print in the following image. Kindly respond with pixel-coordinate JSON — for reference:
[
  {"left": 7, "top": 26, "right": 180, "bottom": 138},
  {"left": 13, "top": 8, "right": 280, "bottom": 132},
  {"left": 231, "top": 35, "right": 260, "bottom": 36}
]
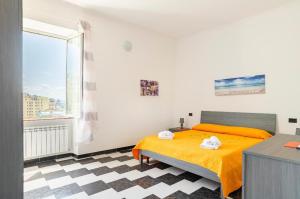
[
  {"left": 215, "top": 74, "right": 265, "bottom": 96},
  {"left": 140, "top": 80, "right": 159, "bottom": 96}
]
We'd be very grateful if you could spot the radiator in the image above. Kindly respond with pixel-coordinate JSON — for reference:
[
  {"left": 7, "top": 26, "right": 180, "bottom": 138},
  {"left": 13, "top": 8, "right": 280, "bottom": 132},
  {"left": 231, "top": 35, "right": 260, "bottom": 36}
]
[{"left": 24, "top": 125, "right": 70, "bottom": 160}]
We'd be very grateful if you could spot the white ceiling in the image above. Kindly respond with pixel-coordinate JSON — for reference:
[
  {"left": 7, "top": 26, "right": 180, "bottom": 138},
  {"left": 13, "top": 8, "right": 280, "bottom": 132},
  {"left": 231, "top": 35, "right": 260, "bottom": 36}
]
[{"left": 64, "top": 0, "right": 294, "bottom": 38}]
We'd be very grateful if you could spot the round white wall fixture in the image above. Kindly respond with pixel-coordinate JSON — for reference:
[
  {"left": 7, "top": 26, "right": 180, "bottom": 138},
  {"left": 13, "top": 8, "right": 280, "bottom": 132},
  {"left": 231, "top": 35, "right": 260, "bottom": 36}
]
[{"left": 123, "top": 40, "right": 132, "bottom": 52}]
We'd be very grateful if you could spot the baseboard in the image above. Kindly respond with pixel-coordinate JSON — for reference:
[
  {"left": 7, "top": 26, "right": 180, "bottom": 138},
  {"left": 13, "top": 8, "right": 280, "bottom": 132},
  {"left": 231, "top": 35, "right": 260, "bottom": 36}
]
[
  {"left": 24, "top": 145, "right": 135, "bottom": 167},
  {"left": 72, "top": 145, "right": 135, "bottom": 159},
  {"left": 24, "top": 153, "right": 73, "bottom": 167}
]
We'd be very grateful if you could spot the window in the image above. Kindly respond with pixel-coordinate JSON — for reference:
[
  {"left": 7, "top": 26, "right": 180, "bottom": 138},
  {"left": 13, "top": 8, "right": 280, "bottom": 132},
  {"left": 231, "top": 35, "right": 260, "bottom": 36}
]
[{"left": 23, "top": 30, "right": 83, "bottom": 120}]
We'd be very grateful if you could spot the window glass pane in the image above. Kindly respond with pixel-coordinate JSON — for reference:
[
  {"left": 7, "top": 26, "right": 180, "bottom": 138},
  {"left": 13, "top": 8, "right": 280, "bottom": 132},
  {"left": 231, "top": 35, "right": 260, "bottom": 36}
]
[
  {"left": 23, "top": 32, "right": 67, "bottom": 120},
  {"left": 66, "top": 34, "right": 83, "bottom": 118}
]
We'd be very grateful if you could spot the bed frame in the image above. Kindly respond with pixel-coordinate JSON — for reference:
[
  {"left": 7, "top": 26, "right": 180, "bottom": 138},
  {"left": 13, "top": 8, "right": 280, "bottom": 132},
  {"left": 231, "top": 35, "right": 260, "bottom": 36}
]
[{"left": 139, "top": 111, "right": 277, "bottom": 199}]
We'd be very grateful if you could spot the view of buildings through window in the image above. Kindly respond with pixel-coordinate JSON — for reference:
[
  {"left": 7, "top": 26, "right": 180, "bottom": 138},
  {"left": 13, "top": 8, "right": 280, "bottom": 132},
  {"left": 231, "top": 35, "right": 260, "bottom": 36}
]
[{"left": 23, "top": 31, "right": 67, "bottom": 120}]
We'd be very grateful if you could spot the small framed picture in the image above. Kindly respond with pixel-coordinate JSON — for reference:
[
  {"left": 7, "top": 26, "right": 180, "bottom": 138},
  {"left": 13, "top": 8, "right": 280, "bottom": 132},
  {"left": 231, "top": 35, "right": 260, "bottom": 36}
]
[{"left": 140, "top": 80, "right": 159, "bottom": 96}]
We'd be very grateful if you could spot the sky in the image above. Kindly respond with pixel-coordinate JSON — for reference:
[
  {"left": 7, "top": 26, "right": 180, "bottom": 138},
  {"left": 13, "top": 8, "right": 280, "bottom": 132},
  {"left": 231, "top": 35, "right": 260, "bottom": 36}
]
[
  {"left": 23, "top": 32, "right": 67, "bottom": 101},
  {"left": 215, "top": 75, "right": 265, "bottom": 88}
]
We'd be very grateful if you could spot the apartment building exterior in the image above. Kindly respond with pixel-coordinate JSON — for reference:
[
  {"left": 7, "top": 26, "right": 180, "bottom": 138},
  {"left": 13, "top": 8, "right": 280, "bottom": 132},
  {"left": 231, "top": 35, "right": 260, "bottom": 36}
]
[{"left": 23, "top": 93, "right": 64, "bottom": 119}]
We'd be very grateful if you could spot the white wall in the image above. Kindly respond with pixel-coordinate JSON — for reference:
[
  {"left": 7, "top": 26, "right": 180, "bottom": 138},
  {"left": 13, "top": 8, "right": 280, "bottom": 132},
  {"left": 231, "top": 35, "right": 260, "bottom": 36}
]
[
  {"left": 24, "top": 0, "right": 176, "bottom": 154},
  {"left": 173, "top": 1, "right": 300, "bottom": 134},
  {"left": 24, "top": 0, "right": 300, "bottom": 156}
]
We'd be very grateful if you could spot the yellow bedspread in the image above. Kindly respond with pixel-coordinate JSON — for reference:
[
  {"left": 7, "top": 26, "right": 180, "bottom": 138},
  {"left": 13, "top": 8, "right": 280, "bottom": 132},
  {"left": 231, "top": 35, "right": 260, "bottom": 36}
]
[{"left": 132, "top": 130, "right": 264, "bottom": 197}]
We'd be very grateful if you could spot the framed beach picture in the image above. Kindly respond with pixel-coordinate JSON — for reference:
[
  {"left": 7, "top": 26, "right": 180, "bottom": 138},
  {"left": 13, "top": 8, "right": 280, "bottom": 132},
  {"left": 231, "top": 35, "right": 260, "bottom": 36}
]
[
  {"left": 215, "top": 74, "right": 265, "bottom": 96},
  {"left": 140, "top": 80, "right": 159, "bottom": 96}
]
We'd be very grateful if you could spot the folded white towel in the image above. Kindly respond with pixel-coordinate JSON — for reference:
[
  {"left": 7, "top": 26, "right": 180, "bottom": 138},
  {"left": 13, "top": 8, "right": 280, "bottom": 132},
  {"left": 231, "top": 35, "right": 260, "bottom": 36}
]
[
  {"left": 200, "top": 136, "right": 221, "bottom": 150},
  {"left": 158, "top": 130, "right": 174, "bottom": 140},
  {"left": 200, "top": 143, "right": 219, "bottom": 150},
  {"left": 210, "top": 136, "right": 221, "bottom": 145}
]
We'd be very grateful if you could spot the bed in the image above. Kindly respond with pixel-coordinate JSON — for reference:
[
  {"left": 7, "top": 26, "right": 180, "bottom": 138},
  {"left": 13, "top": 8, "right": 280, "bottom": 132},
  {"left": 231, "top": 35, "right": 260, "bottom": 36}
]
[{"left": 132, "top": 111, "right": 276, "bottom": 198}]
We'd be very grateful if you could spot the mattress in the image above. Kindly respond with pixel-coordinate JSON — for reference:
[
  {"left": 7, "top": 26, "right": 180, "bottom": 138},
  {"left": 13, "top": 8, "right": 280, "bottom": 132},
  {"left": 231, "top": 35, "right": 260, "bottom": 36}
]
[{"left": 132, "top": 129, "right": 265, "bottom": 197}]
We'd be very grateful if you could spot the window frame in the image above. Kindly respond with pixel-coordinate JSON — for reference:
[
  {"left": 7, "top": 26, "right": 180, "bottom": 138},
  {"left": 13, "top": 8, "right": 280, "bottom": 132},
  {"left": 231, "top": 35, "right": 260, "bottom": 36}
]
[
  {"left": 65, "top": 33, "right": 84, "bottom": 119},
  {"left": 22, "top": 29, "right": 83, "bottom": 121}
]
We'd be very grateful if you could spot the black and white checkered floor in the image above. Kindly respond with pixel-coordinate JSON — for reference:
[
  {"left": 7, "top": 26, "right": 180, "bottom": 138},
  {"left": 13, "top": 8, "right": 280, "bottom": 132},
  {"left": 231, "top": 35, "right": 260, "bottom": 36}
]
[{"left": 24, "top": 149, "right": 241, "bottom": 199}]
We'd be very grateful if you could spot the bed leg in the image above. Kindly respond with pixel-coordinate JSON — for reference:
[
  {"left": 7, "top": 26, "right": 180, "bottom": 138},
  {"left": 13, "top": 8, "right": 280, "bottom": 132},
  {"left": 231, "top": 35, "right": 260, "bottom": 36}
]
[
  {"left": 220, "top": 186, "right": 225, "bottom": 199},
  {"left": 140, "top": 154, "right": 144, "bottom": 171}
]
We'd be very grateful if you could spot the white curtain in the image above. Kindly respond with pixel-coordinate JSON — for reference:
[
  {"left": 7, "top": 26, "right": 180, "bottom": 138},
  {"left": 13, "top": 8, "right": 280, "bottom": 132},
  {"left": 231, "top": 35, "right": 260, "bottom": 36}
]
[{"left": 76, "top": 20, "right": 98, "bottom": 143}]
